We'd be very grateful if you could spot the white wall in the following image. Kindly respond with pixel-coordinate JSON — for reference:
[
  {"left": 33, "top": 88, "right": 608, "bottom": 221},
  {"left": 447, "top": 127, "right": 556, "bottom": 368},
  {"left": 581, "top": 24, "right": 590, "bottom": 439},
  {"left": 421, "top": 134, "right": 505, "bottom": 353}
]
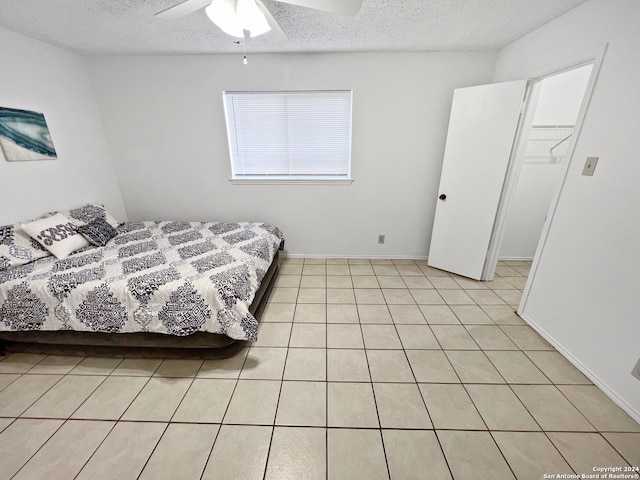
[
  {"left": 500, "top": 65, "right": 592, "bottom": 259},
  {"left": 494, "top": 0, "right": 640, "bottom": 419},
  {"left": 86, "top": 52, "right": 496, "bottom": 258},
  {"left": 0, "top": 28, "right": 126, "bottom": 225}
]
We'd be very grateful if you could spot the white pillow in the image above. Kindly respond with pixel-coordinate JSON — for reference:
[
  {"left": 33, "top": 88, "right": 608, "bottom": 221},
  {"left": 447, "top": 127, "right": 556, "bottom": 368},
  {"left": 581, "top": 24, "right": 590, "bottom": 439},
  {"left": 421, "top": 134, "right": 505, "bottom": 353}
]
[{"left": 22, "top": 213, "right": 90, "bottom": 259}]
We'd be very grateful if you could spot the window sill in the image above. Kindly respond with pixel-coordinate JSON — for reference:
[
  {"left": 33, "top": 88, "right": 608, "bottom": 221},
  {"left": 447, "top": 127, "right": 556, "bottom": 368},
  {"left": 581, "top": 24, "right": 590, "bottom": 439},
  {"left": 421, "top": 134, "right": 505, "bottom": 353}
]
[{"left": 229, "top": 178, "right": 354, "bottom": 186}]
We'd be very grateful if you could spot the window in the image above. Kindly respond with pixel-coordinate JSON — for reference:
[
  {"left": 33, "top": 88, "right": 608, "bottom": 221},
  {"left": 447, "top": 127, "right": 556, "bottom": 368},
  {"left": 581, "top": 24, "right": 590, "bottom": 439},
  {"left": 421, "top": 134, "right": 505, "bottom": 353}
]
[{"left": 222, "top": 90, "right": 353, "bottom": 183}]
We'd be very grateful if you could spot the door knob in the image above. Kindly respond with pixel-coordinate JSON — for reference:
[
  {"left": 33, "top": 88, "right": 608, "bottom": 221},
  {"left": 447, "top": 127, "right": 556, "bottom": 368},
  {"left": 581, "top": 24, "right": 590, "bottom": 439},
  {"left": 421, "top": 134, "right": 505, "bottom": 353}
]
[{"left": 439, "top": 194, "right": 447, "bottom": 200}]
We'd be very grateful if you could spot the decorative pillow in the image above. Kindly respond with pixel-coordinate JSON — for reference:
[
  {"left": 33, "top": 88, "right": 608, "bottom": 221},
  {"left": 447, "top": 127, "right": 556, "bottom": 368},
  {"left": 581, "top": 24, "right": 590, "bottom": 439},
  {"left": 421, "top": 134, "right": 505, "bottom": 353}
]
[
  {"left": 22, "top": 213, "right": 90, "bottom": 259},
  {"left": 42, "top": 203, "right": 120, "bottom": 229},
  {"left": 0, "top": 223, "right": 52, "bottom": 270},
  {"left": 77, "top": 217, "right": 118, "bottom": 247}
]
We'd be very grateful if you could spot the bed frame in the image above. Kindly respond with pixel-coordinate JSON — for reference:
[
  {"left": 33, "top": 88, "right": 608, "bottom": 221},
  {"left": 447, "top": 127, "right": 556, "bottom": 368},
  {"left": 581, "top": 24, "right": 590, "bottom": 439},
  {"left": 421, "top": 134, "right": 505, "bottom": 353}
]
[{"left": 0, "top": 252, "right": 280, "bottom": 359}]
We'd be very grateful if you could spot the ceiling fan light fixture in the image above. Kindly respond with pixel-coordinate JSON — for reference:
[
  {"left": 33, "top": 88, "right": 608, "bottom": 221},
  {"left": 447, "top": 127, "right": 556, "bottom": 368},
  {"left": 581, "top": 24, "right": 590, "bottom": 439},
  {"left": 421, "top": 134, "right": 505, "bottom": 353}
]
[{"left": 205, "top": 0, "right": 271, "bottom": 38}]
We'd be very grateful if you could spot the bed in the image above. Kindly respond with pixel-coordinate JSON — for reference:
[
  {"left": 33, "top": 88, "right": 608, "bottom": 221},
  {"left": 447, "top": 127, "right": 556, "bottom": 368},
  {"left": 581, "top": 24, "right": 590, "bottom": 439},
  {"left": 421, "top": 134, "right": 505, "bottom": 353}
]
[{"left": 0, "top": 204, "right": 284, "bottom": 358}]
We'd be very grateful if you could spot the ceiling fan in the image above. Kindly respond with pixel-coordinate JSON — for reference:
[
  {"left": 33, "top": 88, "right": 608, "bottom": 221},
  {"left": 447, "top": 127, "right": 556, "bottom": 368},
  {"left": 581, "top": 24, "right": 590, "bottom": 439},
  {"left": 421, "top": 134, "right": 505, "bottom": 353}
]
[{"left": 155, "top": 0, "right": 363, "bottom": 43}]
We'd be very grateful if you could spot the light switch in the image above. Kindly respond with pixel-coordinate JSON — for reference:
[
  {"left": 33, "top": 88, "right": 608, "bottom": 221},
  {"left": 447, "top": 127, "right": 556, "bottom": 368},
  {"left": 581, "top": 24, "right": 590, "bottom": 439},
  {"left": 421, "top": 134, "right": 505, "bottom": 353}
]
[{"left": 582, "top": 156, "right": 598, "bottom": 176}]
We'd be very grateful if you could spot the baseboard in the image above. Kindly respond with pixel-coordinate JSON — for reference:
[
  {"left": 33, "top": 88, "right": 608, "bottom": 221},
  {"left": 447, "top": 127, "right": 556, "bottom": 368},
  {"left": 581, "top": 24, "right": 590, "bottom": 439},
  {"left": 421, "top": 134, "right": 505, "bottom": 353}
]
[
  {"left": 518, "top": 311, "right": 640, "bottom": 424},
  {"left": 498, "top": 256, "right": 535, "bottom": 261},
  {"left": 281, "top": 253, "right": 429, "bottom": 260}
]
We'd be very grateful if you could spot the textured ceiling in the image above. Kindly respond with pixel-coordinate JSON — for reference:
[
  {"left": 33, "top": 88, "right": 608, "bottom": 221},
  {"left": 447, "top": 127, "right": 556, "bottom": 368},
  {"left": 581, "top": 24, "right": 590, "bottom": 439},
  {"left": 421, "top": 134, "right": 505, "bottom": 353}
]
[{"left": 0, "top": 0, "right": 588, "bottom": 56}]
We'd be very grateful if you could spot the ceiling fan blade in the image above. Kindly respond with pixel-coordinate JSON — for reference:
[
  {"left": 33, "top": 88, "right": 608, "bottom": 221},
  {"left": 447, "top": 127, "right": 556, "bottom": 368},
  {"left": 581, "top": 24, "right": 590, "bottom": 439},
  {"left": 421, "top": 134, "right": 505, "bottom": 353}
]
[
  {"left": 155, "top": 0, "right": 213, "bottom": 20},
  {"left": 274, "top": 0, "right": 362, "bottom": 16},
  {"left": 256, "top": 1, "right": 288, "bottom": 43}
]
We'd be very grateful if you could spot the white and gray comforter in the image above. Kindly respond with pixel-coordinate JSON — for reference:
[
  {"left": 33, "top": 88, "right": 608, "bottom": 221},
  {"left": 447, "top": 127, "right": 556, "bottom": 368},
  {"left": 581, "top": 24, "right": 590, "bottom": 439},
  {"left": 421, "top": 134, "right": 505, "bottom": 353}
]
[{"left": 0, "top": 221, "right": 284, "bottom": 341}]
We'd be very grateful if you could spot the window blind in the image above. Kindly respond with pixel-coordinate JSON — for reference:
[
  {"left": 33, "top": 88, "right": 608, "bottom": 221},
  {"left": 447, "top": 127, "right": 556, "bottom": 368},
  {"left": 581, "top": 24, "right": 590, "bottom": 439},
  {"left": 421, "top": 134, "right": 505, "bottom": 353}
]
[{"left": 222, "top": 90, "right": 352, "bottom": 181}]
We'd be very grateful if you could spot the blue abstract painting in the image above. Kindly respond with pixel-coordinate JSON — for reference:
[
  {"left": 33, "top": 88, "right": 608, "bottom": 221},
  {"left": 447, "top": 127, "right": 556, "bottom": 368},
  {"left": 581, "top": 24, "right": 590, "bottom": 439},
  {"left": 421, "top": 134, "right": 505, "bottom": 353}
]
[{"left": 0, "top": 107, "right": 57, "bottom": 161}]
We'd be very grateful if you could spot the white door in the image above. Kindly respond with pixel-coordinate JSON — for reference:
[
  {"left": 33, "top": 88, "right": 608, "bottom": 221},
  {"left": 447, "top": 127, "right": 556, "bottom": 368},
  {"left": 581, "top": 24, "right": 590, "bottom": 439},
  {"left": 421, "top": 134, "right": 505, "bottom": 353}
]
[{"left": 428, "top": 80, "right": 527, "bottom": 280}]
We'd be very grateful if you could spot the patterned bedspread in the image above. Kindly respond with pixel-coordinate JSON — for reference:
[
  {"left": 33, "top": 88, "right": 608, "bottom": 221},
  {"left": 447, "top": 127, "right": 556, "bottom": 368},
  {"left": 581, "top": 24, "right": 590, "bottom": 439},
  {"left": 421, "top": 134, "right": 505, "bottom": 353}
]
[{"left": 0, "top": 221, "right": 284, "bottom": 341}]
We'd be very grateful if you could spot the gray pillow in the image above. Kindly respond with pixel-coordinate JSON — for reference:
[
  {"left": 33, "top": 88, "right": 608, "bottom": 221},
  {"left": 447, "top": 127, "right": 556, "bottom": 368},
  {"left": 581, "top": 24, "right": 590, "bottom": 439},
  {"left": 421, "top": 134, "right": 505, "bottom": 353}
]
[{"left": 77, "top": 217, "right": 118, "bottom": 247}]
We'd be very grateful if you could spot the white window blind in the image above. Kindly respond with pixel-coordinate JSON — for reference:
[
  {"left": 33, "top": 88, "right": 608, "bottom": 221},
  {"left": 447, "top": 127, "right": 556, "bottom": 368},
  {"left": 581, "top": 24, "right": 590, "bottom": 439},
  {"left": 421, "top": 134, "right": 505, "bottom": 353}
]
[{"left": 222, "top": 90, "right": 352, "bottom": 181}]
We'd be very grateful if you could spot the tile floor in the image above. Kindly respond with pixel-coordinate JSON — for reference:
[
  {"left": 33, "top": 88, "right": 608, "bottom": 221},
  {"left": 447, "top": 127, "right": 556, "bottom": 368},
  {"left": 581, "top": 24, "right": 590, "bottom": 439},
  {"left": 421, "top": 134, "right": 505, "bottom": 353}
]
[{"left": 0, "top": 258, "right": 638, "bottom": 479}]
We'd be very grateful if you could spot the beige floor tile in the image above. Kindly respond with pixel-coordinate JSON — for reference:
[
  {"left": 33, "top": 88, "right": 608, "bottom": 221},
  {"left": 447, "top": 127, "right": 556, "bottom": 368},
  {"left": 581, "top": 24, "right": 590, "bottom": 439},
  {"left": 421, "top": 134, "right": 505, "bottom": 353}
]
[
  {"left": 388, "top": 304, "right": 427, "bottom": 324},
  {"left": 350, "top": 275, "right": 378, "bottom": 288},
  {"left": 495, "top": 265, "right": 522, "bottom": 276},
  {"left": 406, "top": 350, "right": 459, "bottom": 383},
  {"left": 121, "top": 377, "right": 192, "bottom": 421},
  {"left": 492, "top": 432, "right": 573, "bottom": 479},
  {"left": 68, "top": 357, "right": 122, "bottom": 375},
  {"left": 373, "top": 264, "right": 400, "bottom": 275},
  {"left": 558, "top": 385, "right": 640, "bottom": 432},
  {"left": 22, "top": 375, "right": 104, "bottom": 418},
  {"left": 328, "top": 429, "right": 388, "bottom": 480},
  {"left": 327, "top": 264, "right": 350, "bottom": 276},
  {"left": 0, "top": 374, "right": 19, "bottom": 392},
  {"left": 297, "top": 288, "right": 327, "bottom": 304},
  {"left": 430, "top": 325, "right": 479, "bottom": 350},
  {"left": 202, "top": 425, "right": 272, "bottom": 480},
  {"left": 75, "top": 421, "right": 166, "bottom": 480},
  {"left": 383, "top": 288, "right": 416, "bottom": 304},
  {"left": 261, "top": 303, "right": 296, "bottom": 323},
  {"left": 354, "top": 288, "right": 386, "bottom": 304},
  {"left": 409, "top": 289, "right": 445, "bottom": 305},
  {"left": 349, "top": 264, "right": 375, "bottom": 275},
  {"left": 154, "top": 359, "right": 204, "bottom": 377},
  {"left": 326, "top": 288, "right": 356, "bottom": 304},
  {"left": 327, "top": 324, "right": 364, "bottom": 349},
  {"left": 481, "top": 305, "right": 525, "bottom": 324},
  {"left": 548, "top": 432, "right": 630, "bottom": 474},
  {"left": 525, "top": 351, "right": 591, "bottom": 384},
  {"left": 197, "top": 347, "right": 249, "bottom": 379},
  {"left": 512, "top": 385, "right": 595, "bottom": 431},
  {"left": 327, "top": 274, "right": 353, "bottom": 288},
  {"left": 395, "top": 264, "right": 423, "bottom": 276},
  {"left": 438, "top": 430, "right": 515, "bottom": 480},
  {"left": 276, "top": 381, "right": 326, "bottom": 426},
  {"left": 485, "top": 351, "right": 551, "bottom": 384},
  {"left": 328, "top": 382, "right": 379, "bottom": 427},
  {"left": 494, "top": 289, "right": 523, "bottom": 306},
  {"left": 396, "top": 324, "right": 440, "bottom": 349},
  {"left": 13, "top": 420, "right": 114, "bottom": 480},
  {"left": 304, "top": 258, "right": 326, "bottom": 265},
  {"left": 466, "top": 289, "right": 507, "bottom": 305},
  {"left": 366, "top": 349, "right": 415, "bottom": 382},
  {"left": 0, "top": 418, "right": 63, "bottom": 480},
  {"left": 0, "top": 418, "right": 12, "bottom": 434},
  {"left": 377, "top": 275, "right": 406, "bottom": 288},
  {"left": 450, "top": 305, "right": 494, "bottom": 324},
  {"left": 429, "top": 276, "right": 461, "bottom": 289},
  {"left": 602, "top": 433, "right": 640, "bottom": 466},
  {"left": 438, "top": 289, "right": 476, "bottom": 305},
  {"left": 224, "top": 380, "right": 280, "bottom": 424},
  {"left": 254, "top": 323, "right": 292, "bottom": 347},
  {"left": 445, "top": 351, "right": 505, "bottom": 383},
  {"left": 453, "top": 277, "right": 488, "bottom": 289},
  {"left": 419, "top": 305, "right": 460, "bottom": 324},
  {"left": 420, "top": 384, "right": 486, "bottom": 429},
  {"left": 27, "top": 355, "right": 83, "bottom": 374},
  {"left": 0, "top": 353, "right": 46, "bottom": 374},
  {"left": 327, "top": 349, "right": 370, "bottom": 382},
  {"left": 326, "top": 304, "right": 359, "bottom": 323},
  {"left": 402, "top": 276, "right": 434, "bottom": 289},
  {"left": 383, "top": 430, "right": 452, "bottom": 480},
  {"left": 274, "top": 274, "right": 301, "bottom": 288},
  {"left": 504, "top": 276, "right": 528, "bottom": 289},
  {"left": 279, "top": 263, "right": 303, "bottom": 275},
  {"left": 266, "top": 427, "right": 326, "bottom": 480},
  {"left": 501, "top": 326, "right": 553, "bottom": 350},
  {"left": 71, "top": 376, "right": 149, "bottom": 420},
  {"left": 269, "top": 287, "right": 299, "bottom": 303},
  {"left": 358, "top": 304, "right": 393, "bottom": 324},
  {"left": 240, "top": 347, "right": 287, "bottom": 379},
  {"left": 466, "top": 384, "right": 540, "bottom": 430},
  {"left": 283, "top": 348, "right": 326, "bottom": 381},
  {"left": 300, "top": 275, "right": 327, "bottom": 288},
  {"left": 294, "top": 303, "right": 326, "bottom": 323},
  {"left": 289, "top": 323, "right": 326, "bottom": 348},
  {"left": 0, "top": 374, "right": 62, "bottom": 416},
  {"left": 421, "top": 265, "right": 451, "bottom": 276},
  {"left": 466, "top": 325, "right": 518, "bottom": 350},
  {"left": 485, "top": 277, "right": 519, "bottom": 290},
  {"left": 111, "top": 358, "right": 162, "bottom": 376},
  {"left": 139, "top": 423, "right": 218, "bottom": 480},
  {"left": 302, "top": 264, "right": 326, "bottom": 275},
  {"left": 374, "top": 383, "right": 432, "bottom": 429},
  {"left": 172, "top": 378, "right": 236, "bottom": 423},
  {"left": 361, "top": 324, "right": 403, "bottom": 349}
]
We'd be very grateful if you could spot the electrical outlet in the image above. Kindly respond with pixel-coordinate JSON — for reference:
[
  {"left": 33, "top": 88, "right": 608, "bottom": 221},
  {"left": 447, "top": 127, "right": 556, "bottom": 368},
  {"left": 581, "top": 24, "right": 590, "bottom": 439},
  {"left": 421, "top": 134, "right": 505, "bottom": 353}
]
[
  {"left": 632, "top": 358, "right": 640, "bottom": 382},
  {"left": 582, "top": 156, "right": 599, "bottom": 176},
  {"left": 378, "top": 235, "right": 385, "bottom": 244}
]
